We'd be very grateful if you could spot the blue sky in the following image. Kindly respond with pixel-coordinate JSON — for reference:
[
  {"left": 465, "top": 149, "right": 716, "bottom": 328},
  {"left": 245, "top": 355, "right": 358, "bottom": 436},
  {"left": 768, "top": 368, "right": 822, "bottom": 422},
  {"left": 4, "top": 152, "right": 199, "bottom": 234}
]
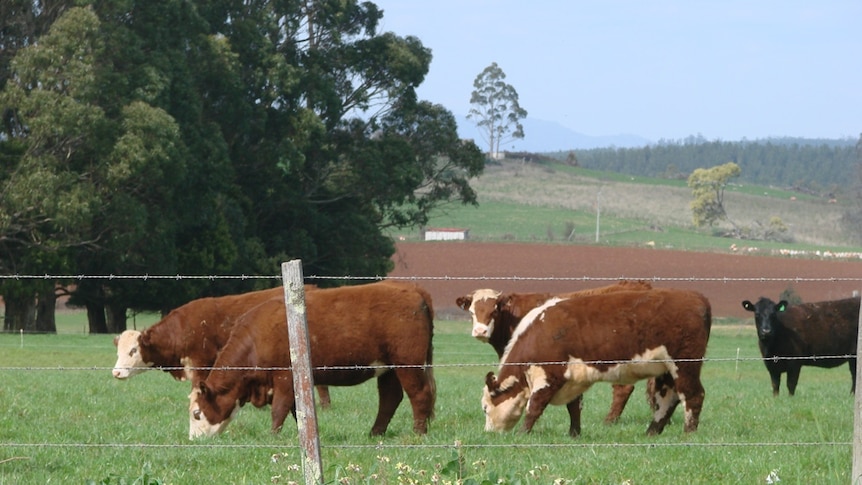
[{"left": 374, "top": 1, "right": 860, "bottom": 144}]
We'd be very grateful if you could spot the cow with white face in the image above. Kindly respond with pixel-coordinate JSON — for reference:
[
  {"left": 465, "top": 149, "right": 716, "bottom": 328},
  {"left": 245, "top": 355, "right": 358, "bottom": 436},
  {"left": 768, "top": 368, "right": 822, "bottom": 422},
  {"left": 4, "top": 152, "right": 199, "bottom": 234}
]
[
  {"left": 456, "top": 280, "right": 655, "bottom": 429},
  {"left": 458, "top": 289, "right": 503, "bottom": 341},
  {"left": 111, "top": 286, "right": 332, "bottom": 439},
  {"left": 190, "top": 281, "right": 437, "bottom": 438},
  {"left": 112, "top": 330, "right": 153, "bottom": 379},
  {"left": 482, "top": 288, "right": 711, "bottom": 438}
]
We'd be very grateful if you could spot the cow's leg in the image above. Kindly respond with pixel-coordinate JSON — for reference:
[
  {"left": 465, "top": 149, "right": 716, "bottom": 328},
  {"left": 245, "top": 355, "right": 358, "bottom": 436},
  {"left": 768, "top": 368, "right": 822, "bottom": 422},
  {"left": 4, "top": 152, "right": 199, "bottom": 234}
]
[
  {"left": 316, "top": 385, "right": 332, "bottom": 409},
  {"left": 849, "top": 359, "right": 857, "bottom": 394},
  {"left": 565, "top": 395, "right": 583, "bottom": 437},
  {"left": 270, "top": 376, "right": 296, "bottom": 434},
  {"left": 767, "top": 366, "right": 781, "bottom": 396},
  {"left": 646, "top": 373, "right": 679, "bottom": 436},
  {"left": 672, "top": 369, "right": 705, "bottom": 433},
  {"left": 370, "top": 371, "right": 404, "bottom": 436},
  {"left": 786, "top": 366, "right": 801, "bottom": 396},
  {"left": 604, "top": 384, "right": 634, "bottom": 424},
  {"left": 393, "top": 367, "right": 435, "bottom": 435},
  {"left": 522, "top": 384, "right": 563, "bottom": 434}
]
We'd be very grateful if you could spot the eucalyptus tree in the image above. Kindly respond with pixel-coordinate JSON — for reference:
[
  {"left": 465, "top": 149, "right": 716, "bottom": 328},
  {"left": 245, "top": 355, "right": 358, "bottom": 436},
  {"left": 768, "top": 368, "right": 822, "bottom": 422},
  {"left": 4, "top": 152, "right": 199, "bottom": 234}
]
[
  {"left": 0, "top": 1, "right": 484, "bottom": 332},
  {"left": 468, "top": 62, "right": 527, "bottom": 157},
  {"left": 202, "top": 0, "right": 484, "bottom": 278},
  {"left": 687, "top": 162, "right": 742, "bottom": 231}
]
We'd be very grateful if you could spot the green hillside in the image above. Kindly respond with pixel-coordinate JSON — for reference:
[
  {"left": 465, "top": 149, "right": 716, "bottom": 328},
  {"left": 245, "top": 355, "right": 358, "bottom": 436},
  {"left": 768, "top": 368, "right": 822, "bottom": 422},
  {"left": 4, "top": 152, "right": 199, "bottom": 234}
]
[{"left": 397, "top": 158, "right": 862, "bottom": 255}]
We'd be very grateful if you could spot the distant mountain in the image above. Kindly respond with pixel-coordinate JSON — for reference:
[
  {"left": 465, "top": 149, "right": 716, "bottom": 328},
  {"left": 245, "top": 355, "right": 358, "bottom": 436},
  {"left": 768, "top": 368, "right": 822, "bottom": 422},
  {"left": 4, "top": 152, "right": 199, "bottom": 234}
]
[{"left": 455, "top": 116, "right": 651, "bottom": 152}]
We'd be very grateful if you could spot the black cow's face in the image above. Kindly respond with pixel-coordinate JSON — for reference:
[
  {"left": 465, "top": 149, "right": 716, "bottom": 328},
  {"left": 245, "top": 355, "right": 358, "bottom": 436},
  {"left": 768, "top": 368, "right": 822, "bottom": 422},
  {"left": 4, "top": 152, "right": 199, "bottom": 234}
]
[{"left": 742, "top": 297, "right": 788, "bottom": 342}]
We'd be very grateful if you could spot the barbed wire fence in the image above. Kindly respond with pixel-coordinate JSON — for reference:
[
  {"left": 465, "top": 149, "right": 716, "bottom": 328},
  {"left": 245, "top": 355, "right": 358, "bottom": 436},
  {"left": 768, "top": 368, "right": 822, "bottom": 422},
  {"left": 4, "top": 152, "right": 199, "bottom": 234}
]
[{"left": 1, "top": 270, "right": 861, "bottom": 480}]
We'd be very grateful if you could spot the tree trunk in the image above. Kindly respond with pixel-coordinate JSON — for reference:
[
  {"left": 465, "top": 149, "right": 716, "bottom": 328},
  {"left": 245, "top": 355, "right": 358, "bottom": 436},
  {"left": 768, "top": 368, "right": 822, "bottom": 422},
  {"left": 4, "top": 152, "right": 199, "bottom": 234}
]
[
  {"left": 34, "top": 285, "right": 57, "bottom": 333},
  {"left": 106, "top": 301, "right": 127, "bottom": 333},
  {"left": 86, "top": 301, "right": 108, "bottom": 334},
  {"left": 3, "top": 293, "right": 36, "bottom": 332}
]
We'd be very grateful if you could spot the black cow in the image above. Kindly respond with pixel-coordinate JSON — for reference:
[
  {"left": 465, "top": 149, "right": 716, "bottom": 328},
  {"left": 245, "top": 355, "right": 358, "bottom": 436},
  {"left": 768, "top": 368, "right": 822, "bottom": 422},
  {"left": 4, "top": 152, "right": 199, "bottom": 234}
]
[{"left": 741, "top": 296, "right": 859, "bottom": 396}]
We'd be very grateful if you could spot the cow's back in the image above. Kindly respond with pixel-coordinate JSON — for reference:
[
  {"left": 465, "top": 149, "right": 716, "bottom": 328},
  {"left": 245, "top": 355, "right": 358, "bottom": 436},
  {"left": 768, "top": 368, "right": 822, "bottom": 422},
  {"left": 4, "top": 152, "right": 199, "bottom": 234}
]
[
  {"left": 779, "top": 297, "right": 859, "bottom": 355},
  {"left": 139, "top": 287, "right": 284, "bottom": 372},
  {"left": 212, "top": 281, "right": 434, "bottom": 372},
  {"left": 505, "top": 288, "right": 711, "bottom": 367}
]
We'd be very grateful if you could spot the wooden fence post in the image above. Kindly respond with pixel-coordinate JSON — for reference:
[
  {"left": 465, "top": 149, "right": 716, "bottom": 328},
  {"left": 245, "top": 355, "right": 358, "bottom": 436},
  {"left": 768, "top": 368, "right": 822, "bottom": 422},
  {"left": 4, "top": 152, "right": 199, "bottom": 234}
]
[{"left": 282, "top": 260, "right": 323, "bottom": 485}]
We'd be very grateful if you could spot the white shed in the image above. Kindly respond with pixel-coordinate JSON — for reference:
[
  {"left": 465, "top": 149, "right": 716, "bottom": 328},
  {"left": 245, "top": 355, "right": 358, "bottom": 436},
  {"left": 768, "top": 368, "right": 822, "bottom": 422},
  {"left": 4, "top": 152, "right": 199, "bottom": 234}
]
[{"left": 423, "top": 227, "right": 469, "bottom": 241}]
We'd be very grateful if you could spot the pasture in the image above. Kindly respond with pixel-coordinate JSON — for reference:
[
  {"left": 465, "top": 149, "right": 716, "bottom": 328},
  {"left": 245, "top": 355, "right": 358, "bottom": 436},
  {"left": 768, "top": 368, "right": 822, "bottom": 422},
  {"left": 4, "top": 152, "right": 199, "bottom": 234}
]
[
  {"left": 405, "top": 159, "right": 860, "bottom": 251},
  {"left": 0, "top": 318, "right": 853, "bottom": 484}
]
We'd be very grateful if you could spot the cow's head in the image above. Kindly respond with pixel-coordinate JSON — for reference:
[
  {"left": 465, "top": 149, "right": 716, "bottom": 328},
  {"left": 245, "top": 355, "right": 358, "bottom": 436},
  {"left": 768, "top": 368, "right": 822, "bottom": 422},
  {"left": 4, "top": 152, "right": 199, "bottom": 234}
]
[
  {"left": 742, "top": 297, "right": 788, "bottom": 342},
  {"left": 188, "top": 384, "right": 240, "bottom": 439},
  {"left": 481, "top": 372, "right": 527, "bottom": 432},
  {"left": 456, "top": 289, "right": 503, "bottom": 341},
  {"left": 112, "top": 330, "right": 152, "bottom": 379}
]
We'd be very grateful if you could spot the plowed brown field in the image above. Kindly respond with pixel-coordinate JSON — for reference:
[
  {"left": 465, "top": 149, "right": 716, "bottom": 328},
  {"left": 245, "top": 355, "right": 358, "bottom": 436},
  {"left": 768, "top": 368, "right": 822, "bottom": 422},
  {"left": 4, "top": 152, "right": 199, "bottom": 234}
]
[{"left": 389, "top": 242, "right": 862, "bottom": 319}]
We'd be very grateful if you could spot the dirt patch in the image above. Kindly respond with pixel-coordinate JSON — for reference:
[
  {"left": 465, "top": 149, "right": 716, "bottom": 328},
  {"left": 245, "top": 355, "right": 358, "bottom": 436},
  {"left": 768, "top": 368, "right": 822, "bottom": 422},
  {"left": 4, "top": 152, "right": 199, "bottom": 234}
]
[{"left": 389, "top": 242, "right": 862, "bottom": 319}]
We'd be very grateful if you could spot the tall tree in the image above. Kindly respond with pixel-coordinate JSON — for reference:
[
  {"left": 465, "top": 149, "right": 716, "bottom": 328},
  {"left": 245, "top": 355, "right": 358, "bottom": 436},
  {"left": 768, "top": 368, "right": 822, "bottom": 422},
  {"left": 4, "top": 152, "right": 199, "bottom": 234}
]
[
  {"left": 0, "top": 1, "right": 484, "bottom": 331},
  {"left": 687, "top": 162, "right": 741, "bottom": 232},
  {"left": 468, "top": 62, "right": 527, "bottom": 157}
]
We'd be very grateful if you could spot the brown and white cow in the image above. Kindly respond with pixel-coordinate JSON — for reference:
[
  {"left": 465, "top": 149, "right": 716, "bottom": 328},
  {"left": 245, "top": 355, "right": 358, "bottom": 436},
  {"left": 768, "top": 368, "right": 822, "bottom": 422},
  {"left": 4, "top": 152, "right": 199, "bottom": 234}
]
[
  {"left": 456, "top": 280, "right": 654, "bottom": 426},
  {"left": 111, "top": 286, "right": 331, "bottom": 428},
  {"left": 742, "top": 295, "right": 859, "bottom": 396},
  {"left": 189, "top": 280, "right": 436, "bottom": 438},
  {"left": 482, "top": 288, "right": 711, "bottom": 437}
]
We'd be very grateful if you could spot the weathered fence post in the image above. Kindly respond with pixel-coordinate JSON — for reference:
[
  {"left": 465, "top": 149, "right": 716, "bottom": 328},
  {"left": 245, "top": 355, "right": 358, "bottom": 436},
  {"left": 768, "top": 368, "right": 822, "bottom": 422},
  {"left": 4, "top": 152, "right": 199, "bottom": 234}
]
[
  {"left": 282, "top": 260, "right": 323, "bottom": 485},
  {"left": 852, "top": 295, "right": 862, "bottom": 484}
]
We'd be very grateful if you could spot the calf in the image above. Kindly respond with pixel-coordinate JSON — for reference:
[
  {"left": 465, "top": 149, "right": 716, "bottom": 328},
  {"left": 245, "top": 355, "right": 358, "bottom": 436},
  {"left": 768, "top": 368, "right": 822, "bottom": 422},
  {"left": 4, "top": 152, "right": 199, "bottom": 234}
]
[
  {"left": 742, "top": 296, "right": 859, "bottom": 396},
  {"left": 456, "top": 280, "right": 654, "bottom": 426},
  {"left": 483, "top": 288, "right": 711, "bottom": 437},
  {"left": 190, "top": 280, "right": 436, "bottom": 438}
]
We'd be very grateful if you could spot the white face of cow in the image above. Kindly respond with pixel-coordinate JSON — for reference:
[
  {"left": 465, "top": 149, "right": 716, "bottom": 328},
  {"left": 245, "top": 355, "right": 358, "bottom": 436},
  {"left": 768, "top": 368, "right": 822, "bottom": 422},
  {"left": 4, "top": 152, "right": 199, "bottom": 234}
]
[
  {"left": 467, "top": 289, "right": 502, "bottom": 341},
  {"left": 188, "top": 388, "right": 239, "bottom": 439},
  {"left": 112, "top": 330, "right": 151, "bottom": 379},
  {"left": 482, "top": 375, "right": 527, "bottom": 432}
]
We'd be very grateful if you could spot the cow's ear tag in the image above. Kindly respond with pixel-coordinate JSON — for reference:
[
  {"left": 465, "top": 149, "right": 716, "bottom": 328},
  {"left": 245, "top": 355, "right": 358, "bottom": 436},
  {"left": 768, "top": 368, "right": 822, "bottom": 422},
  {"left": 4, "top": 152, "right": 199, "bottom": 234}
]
[{"left": 777, "top": 301, "right": 788, "bottom": 312}]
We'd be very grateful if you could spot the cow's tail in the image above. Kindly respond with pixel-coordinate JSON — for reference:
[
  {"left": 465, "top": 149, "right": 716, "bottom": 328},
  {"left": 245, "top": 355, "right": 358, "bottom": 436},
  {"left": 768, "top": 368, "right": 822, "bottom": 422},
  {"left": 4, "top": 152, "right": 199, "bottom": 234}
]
[{"left": 416, "top": 285, "right": 437, "bottom": 421}]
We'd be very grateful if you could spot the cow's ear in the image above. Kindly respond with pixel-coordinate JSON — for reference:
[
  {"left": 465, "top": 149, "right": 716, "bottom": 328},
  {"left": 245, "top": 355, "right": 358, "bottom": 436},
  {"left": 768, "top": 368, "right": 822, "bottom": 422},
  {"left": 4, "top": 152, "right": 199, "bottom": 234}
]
[
  {"left": 455, "top": 296, "right": 472, "bottom": 311},
  {"left": 498, "top": 294, "right": 513, "bottom": 311},
  {"left": 777, "top": 301, "right": 788, "bottom": 312},
  {"left": 139, "top": 331, "right": 151, "bottom": 347},
  {"left": 113, "top": 335, "right": 120, "bottom": 347},
  {"left": 742, "top": 300, "right": 754, "bottom": 312},
  {"left": 485, "top": 372, "right": 498, "bottom": 390}
]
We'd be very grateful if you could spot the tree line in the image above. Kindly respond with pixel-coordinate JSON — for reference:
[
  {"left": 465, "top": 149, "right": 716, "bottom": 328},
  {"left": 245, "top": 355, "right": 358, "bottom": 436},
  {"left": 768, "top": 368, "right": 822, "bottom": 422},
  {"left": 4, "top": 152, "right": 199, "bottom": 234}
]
[
  {"left": 554, "top": 135, "right": 859, "bottom": 195},
  {"left": 0, "top": 1, "right": 484, "bottom": 333}
]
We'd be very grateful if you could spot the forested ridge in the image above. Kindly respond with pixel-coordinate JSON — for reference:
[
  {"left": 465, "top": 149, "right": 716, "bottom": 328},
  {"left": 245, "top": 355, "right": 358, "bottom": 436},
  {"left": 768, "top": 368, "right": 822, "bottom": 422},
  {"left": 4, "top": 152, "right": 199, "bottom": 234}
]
[{"left": 551, "top": 135, "right": 859, "bottom": 194}]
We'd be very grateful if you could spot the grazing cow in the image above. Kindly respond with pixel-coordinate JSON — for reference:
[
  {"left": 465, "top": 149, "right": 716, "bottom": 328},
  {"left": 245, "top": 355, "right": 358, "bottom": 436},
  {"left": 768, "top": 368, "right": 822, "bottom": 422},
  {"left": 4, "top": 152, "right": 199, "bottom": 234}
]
[
  {"left": 111, "top": 286, "right": 331, "bottom": 415},
  {"left": 741, "top": 296, "right": 859, "bottom": 396},
  {"left": 189, "top": 280, "right": 436, "bottom": 438},
  {"left": 482, "top": 288, "right": 711, "bottom": 437},
  {"left": 456, "top": 280, "right": 654, "bottom": 425}
]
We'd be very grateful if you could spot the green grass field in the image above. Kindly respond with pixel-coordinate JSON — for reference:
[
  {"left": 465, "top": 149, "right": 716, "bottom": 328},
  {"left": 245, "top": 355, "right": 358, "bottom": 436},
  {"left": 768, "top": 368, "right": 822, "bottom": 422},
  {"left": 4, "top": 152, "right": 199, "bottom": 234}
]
[{"left": 0, "top": 317, "right": 853, "bottom": 484}]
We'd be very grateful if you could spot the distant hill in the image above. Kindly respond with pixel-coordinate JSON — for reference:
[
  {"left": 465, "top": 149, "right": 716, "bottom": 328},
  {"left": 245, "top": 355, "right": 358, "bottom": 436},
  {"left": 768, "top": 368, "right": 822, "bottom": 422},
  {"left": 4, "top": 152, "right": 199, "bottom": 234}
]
[{"left": 455, "top": 115, "right": 650, "bottom": 151}]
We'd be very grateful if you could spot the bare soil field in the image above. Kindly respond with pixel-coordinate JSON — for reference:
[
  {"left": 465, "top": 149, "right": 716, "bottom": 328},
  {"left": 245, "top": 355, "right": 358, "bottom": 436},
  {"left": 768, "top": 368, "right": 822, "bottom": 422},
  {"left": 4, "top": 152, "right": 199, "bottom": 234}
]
[{"left": 389, "top": 242, "right": 862, "bottom": 319}]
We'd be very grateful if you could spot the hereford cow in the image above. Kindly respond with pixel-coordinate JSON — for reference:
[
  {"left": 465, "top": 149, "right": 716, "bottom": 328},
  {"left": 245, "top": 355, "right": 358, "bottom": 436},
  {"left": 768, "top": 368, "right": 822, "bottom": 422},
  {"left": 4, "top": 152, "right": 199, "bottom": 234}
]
[
  {"left": 111, "top": 286, "right": 331, "bottom": 414},
  {"left": 189, "top": 280, "right": 436, "bottom": 438},
  {"left": 482, "top": 288, "right": 711, "bottom": 437},
  {"left": 741, "top": 296, "right": 859, "bottom": 396},
  {"left": 456, "top": 280, "right": 654, "bottom": 426}
]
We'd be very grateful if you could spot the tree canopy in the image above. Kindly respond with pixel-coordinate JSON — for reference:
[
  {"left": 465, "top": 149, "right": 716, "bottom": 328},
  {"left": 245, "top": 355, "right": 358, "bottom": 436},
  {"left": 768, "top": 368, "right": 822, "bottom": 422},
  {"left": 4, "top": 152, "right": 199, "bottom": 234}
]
[
  {"left": 687, "top": 162, "right": 741, "bottom": 230},
  {"left": 0, "top": 1, "right": 484, "bottom": 332},
  {"left": 468, "top": 62, "right": 527, "bottom": 156}
]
